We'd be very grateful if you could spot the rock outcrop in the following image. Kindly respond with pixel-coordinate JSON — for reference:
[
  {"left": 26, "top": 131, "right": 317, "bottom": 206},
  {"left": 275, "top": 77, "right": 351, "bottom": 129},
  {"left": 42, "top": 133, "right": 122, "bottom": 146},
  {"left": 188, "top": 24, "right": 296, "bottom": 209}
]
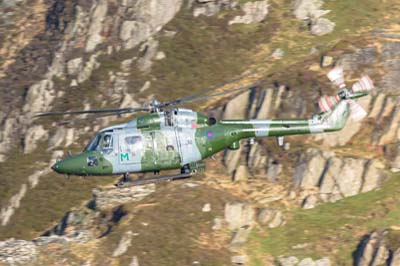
[
  {"left": 293, "top": 149, "right": 386, "bottom": 208},
  {"left": 92, "top": 184, "right": 156, "bottom": 210},
  {"left": 354, "top": 230, "right": 400, "bottom": 266}
]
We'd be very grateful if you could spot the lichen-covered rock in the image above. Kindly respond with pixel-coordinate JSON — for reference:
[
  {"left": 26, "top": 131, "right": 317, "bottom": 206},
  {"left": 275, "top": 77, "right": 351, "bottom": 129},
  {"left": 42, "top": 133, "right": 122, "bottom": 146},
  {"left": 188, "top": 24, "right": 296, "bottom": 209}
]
[
  {"left": 310, "top": 18, "right": 335, "bottom": 36},
  {"left": 293, "top": 0, "right": 330, "bottom": 20},
  {"left": 119, "top": 0, "right": 182, "bottom": 49},
  {"left": 224, "top": 202, "right": 254, "bottom": 230},
  {"left": 354, "top": 231, "right": 390, "bottom": 266},
  {"left": 0, "top": 239, "right": 37, "bottom": 265},
  {"left": 85, "top": 0, "right": 108, "bottom": 52},
  {"left": 229, "top": 0, "right": 269, "bottom": 25},
  {"left": 230, "top": 226, "right": 251, "bottom": 247},
  {"left": 92, "top": 184, "right": 156, "bottom": 210},
  {"left": 294, "top": 149, "right": 385, "bottom": 208}
]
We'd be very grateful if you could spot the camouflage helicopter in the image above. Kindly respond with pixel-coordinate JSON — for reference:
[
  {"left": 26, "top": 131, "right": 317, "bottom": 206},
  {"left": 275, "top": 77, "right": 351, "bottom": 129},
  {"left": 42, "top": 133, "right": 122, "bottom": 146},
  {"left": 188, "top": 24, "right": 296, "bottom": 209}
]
[{"left": 35, "top": 67, "right": 374, "bottom": 186}]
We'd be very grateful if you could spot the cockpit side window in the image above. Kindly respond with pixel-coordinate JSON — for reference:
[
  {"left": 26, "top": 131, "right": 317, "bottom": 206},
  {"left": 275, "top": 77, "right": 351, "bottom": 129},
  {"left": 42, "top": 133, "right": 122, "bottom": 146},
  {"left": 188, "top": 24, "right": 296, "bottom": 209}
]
[
  {"left": 85, "top": 135, "right": 101, "bottom": 151},
  {"left": 102, "top": 134, "right": 113, "bottom": 154}
]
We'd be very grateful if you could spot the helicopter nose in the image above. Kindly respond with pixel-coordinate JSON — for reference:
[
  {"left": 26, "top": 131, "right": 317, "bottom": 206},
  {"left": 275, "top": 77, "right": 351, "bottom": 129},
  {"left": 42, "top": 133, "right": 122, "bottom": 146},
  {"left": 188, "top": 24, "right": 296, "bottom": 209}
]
[{"left": 51, "top": 161, "right": 62, "bottom": 173}]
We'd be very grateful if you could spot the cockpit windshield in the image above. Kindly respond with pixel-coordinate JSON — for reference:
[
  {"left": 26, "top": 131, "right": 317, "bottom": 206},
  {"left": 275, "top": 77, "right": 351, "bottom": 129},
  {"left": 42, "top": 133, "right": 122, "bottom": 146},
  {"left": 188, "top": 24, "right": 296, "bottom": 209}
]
[{"left": 84, "top": 134, "right": 101, "bottom": 151}]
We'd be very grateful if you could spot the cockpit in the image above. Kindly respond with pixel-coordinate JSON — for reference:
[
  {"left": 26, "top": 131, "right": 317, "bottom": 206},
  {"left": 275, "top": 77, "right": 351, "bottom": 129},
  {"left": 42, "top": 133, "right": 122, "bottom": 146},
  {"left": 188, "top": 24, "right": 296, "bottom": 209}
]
[{"left": 84, "top": 132, "right": 114, "bottom": 154}]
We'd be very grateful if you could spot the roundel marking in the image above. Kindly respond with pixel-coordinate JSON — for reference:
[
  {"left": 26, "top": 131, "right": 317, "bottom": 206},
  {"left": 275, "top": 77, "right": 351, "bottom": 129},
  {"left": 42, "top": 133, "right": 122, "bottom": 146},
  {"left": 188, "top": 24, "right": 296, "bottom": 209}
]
[{"left": 206, "top": 130, "right": 214, "bottom": 139}]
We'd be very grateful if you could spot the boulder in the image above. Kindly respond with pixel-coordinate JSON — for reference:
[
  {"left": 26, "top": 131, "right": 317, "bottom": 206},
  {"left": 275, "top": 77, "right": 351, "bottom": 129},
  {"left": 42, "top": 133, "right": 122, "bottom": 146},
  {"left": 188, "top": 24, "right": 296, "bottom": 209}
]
[
  {"left": 277, "top": 256, "right": 299, "bottom": 266},
  {"left": 298, "top": 258, "right": 316, "bottom": 266},
  {"left": 293, "top": 0, "right": 330, "bottom": 20},
  {"left": 315, "top": 257, "right": 331, "bottom": 266},
  {"left": 231, "top": 255, "right": 248, "bottom": 265},
  {"left": 212, "top": 218, "right": 223, "bottom": 230},
  {"left": 193, "top": 1, "right": 222, "bottom": 17},
  {"left": 320, "top": 55, "right": 333, "bottom": 68},
  {"left": 257, "top": 208, "right": 275, "bottom": 225},
  {"left": 268, "top": 210, "right": 284, "bottom": 228},
  {"left": 224, "top": 202, "right": 255, "bottom": 230},
  {"left": 229, "top": 0, "right": 269, "bottom": 25},
  {"left": 311, "top": 18, "right": 335, "bottom": 36},
  {"left": 302, "top": 194, "right": 319, "bottom": 209},
  {"left": 202, "top": 203, "right": 211, "bottom": 212},
  {"left": 271, "top": 48, "right": 284, "bottom": 59}
]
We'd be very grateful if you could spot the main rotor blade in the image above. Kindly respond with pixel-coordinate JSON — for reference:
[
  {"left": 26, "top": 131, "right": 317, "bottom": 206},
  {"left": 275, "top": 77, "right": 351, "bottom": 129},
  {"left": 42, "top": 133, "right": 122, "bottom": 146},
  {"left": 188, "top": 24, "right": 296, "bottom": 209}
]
[
  {"left": 159, "top": 70, "right": 262, "bottom": 108},
  {"left": 57, "top": 111, "right": 134, "bottom": 125},
  {"left": 159, "top": 82, "right": 261, "bottom": 108},
  {"left": 34, "top": 107, "right": 149, "bottom": 118}
]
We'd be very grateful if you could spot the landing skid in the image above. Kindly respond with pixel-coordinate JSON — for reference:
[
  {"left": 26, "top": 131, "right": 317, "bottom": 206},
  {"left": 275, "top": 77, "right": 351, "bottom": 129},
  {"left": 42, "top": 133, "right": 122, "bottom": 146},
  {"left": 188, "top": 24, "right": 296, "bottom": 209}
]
[{"left": 114, "top": 172, "right": 194, "bottom": 188}]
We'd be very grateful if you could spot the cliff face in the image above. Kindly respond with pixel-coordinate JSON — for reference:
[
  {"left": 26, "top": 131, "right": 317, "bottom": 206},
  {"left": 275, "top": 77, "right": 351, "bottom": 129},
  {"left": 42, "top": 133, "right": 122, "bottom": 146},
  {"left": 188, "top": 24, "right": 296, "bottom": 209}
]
[{"left": 0, "top": 0, "right": 400, "bottom": 265}]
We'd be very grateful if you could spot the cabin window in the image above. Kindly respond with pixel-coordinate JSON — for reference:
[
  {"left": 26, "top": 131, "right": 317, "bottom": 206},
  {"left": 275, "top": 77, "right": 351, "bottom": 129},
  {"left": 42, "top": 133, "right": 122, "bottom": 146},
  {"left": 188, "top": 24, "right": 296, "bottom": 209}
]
[
  {"left": 124, "top": 136, "right": 143, "bottom": 152},
  {"left": 125, "top": 136, "right": 142, "bottom": 145}
]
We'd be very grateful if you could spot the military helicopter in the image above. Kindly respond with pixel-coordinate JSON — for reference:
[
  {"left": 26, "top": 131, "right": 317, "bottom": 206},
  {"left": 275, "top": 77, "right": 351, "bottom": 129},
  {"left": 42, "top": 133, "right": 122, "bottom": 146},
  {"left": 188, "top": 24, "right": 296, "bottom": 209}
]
[{"left": 35, "top": 67, "right": 374, "bottom": 186}]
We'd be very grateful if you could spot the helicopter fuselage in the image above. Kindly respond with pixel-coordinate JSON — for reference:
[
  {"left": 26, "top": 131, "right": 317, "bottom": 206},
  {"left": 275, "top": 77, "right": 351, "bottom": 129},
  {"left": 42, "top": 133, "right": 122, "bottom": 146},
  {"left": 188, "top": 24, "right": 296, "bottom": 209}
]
[{"left": 51, "top": 103, "right": 350, "bottom": 176}]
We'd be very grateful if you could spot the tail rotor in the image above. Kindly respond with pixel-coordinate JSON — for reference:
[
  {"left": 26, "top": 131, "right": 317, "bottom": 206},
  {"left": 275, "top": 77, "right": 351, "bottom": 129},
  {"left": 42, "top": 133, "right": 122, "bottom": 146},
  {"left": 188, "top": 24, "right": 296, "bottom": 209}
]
[{"left": 318, "top": 66, "right": 374, "bottom": 121}]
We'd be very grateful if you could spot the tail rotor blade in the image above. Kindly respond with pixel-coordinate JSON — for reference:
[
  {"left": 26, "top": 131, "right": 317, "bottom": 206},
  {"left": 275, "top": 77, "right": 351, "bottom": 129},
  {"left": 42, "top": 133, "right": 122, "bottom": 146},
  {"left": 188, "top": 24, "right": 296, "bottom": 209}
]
[
  {"left": 318, "top": 95, "right": 341, "bottom": 113},
  {"left": 352, "top": 75, "right": 374, "bottom": 93},
  {"left": 327, "top": 67, "right": 346, "bottom": 89},
  {"left": 349, "top": 100, "right": 367, "bottom": 121}
]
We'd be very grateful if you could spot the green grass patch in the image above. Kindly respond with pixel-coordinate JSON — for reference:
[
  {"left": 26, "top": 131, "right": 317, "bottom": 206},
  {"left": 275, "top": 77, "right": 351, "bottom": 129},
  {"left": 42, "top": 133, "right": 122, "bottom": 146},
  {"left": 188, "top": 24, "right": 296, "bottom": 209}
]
[{"left": 247, "top": 173, "right": 400, "bottom": 265}]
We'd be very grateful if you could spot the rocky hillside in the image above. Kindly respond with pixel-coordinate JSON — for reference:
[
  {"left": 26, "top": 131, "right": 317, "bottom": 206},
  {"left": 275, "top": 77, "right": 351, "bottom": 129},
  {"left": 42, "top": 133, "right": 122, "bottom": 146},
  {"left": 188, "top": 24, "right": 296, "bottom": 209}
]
[{"left": 0, "top": 0, "right": 400, "bottom": 265}]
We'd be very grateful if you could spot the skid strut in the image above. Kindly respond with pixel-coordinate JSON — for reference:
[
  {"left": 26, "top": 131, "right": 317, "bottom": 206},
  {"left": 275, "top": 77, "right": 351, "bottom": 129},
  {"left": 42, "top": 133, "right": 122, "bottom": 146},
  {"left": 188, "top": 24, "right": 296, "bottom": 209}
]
[{"left": 115, "top": 172, "right": 194, "bottom": 187}]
